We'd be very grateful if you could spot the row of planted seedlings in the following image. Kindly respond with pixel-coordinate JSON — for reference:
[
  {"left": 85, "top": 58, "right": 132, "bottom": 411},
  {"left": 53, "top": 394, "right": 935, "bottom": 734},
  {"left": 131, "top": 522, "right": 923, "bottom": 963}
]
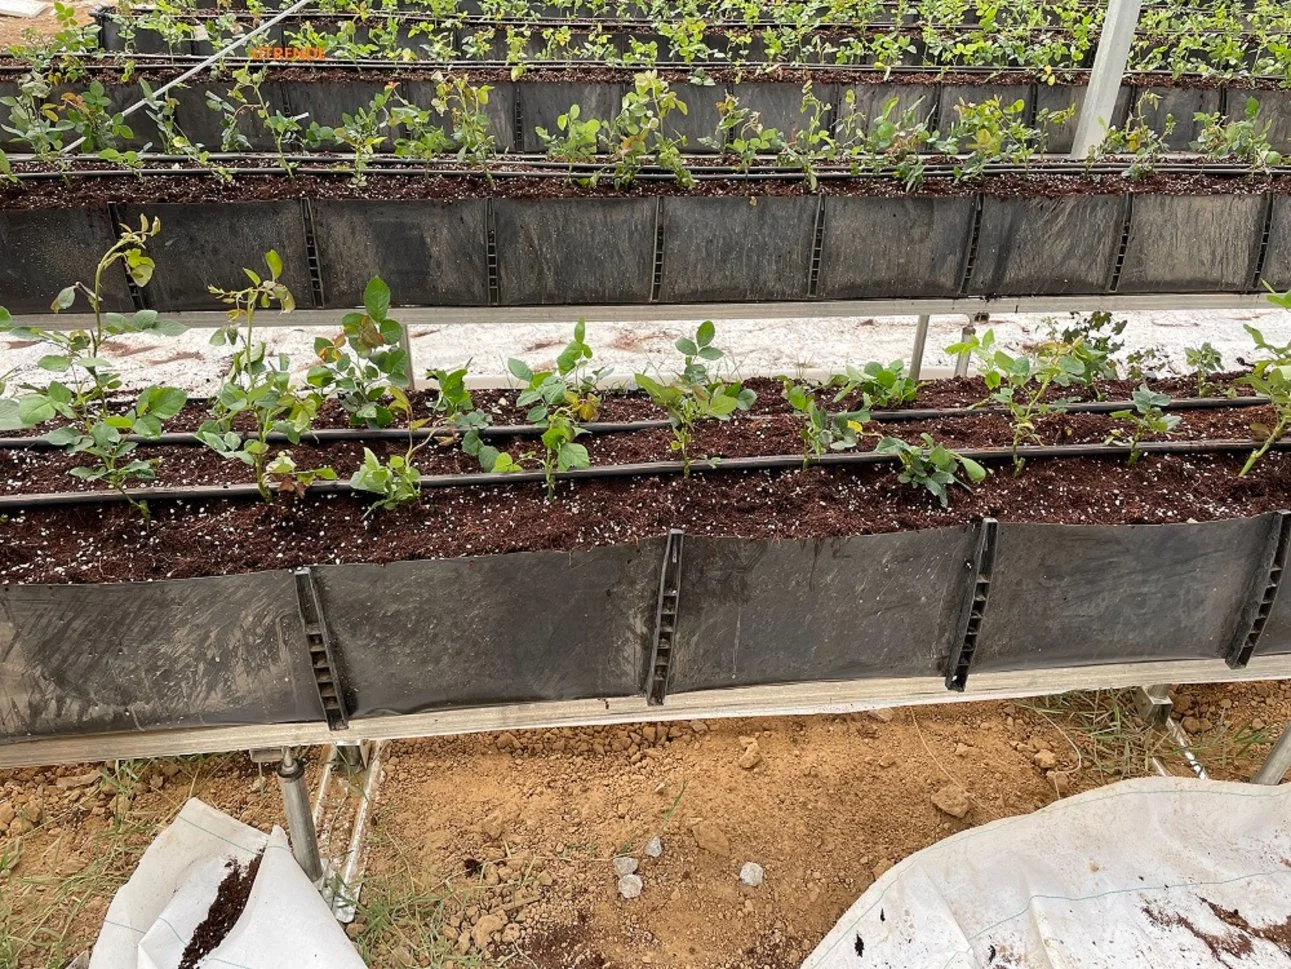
[
  {"left": 2, "top": 219, "right": 1290, "bottom": 525},
  {"left": 3, "top": 64, "right": 1290, "bottom": 184},
  {"left": 84, "top": 0, "right": 1291, "bottom": 80}
]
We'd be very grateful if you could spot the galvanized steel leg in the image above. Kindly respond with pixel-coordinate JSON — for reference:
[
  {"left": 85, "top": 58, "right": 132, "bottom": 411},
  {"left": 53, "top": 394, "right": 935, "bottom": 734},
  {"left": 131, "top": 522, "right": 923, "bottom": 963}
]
[
  {"left": 910, "top": 314, "right": 931, "bottom": 382},
  {"left": 954, "top": 314, "right": 985, "bottom": 379},
  {"left": 278, "top": 748, "right": 324, "bottom": 881},
  {"left": 1069, "top": 0, "right": 1143, "bottom": 158},
  {"left": 1253, "top": 723, "right": 1291, "bottom": 785}
]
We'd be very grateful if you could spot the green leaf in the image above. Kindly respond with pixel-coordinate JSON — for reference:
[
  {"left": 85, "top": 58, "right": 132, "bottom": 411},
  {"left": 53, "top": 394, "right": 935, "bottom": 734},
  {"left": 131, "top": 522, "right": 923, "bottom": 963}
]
[
  {"left": 363, "top": 276, "right": 391, "bottom": 321},
  {"left": 675, "top": 338, "right": 699, "bottom": 356},
  {"left": 133, "top": 414, "right": 163, "bottom": 438},
  {"left": 265, "top": 249, "right": 284, "bottom": 280},
  {"left": 144, "top": 386, "right": 187, "bottom": 420},
  {"left": 42, "top": 425, "right": 82, "bottom": 446},
  {"left": 37, "top": 354, "right": 71, "bottom": 372},
  {"left": 696, "top": 320, "right": 715, "bottom": 347},
  {"left": 959, "top": 457, "right": 987, "bottom": 483},
  {"left": 507, "top": 358, "right": 534, "bottom": 382},
  {"left": 18, "top": 395, "right": 55, "bottom": 426},
  {"left": 51, "top": 287, "right": 76, "bottom": 312},
  {"left": 0, "top": 398, "right": 22, "bottom": 431},
  {"left": 558, "top": 441, "right": 589, "bottom": 471}
]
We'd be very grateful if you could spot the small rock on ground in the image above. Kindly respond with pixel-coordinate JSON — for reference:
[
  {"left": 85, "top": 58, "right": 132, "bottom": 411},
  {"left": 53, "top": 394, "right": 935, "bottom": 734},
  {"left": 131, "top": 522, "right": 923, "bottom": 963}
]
[
  {"left": 612, "top": 856, "right": 638, "bottom": 876},
  {"left": 618, "top": 874, "right": 644, "bottom": 899},
  {"left": 691, "top": 820, "right": 730, "bottom": 856},
  {"left": 739, "top": 862, "right": 765, "bottom": 887},
  {"left": 866, "top": 708, "right": 895, "bottom": 723},
  {"left": 738, "top": 741, "right": 763, "bottom": 770},
  {"left": 930, "top": 785, "right": 971, "bottom": 819},
  {"left": 1033, "top": 750, "right": 1058, "bottom": 770},
  {"left": 643, "top": 835, "right": 663, "bottom": 858}
]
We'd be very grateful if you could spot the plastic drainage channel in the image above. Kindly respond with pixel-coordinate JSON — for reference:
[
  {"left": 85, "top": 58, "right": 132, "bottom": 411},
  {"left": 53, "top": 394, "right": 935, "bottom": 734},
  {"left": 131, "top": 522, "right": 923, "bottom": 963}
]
[
  {"left": 646, "top": 529, "right": 684, "bottom": 705},
  {"left": 945, "top": 518, "right": 998, "bottom": 691},
  {"left": 0, "top": 396, "right": 1270, "bottom": 452},
  {"left": 294, "top": 567, "right": 349, "bottom": 729},
  {"left": 3, "top": 437, "right": 1289, "bottom": 511},
  {"left": 1226, "top": 510, "right": 1291, "bottom": 670}
]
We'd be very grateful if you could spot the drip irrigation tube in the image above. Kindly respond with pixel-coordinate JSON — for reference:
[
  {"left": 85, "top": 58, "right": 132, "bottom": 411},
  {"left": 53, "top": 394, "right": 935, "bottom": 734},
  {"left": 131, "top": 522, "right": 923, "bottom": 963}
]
[
  {"left": 2, "top": 436, "right": 1285, "bottom": 510},
  {"left": 0, "top": 395, "right": 1269, "bottom": 451}
]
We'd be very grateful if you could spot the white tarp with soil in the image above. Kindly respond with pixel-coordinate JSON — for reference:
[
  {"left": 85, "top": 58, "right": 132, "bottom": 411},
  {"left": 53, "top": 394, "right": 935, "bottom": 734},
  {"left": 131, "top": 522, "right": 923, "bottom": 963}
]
[
  {"left": 803, "top": 777, "right": 1291, "bottom": 969},
  {"left": 89, "top": 797, "right": 365, "bottom": 969}
]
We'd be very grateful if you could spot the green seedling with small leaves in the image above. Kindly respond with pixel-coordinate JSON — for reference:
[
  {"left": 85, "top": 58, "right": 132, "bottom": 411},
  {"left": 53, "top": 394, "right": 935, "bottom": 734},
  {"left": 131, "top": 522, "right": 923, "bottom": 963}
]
[
  {"left": 1105, "top": 385, "right": 1180, "bottom": 464},
  {"left": 307, "top": 276, "right": 409, "bottom": 428},
  {"left": 782, "top": 381, "right": 870, "bottom": 468},
  {"left": 265, "top": 451, "right": 337, "bottom": 496},
  {"left": 0, "top": 219, "right": 188, "bottom": 515},
  {"left": 874, "top": 433, "right": 987, "bottom": 508},
  {"left": 1193, "top": 97, "right": 1283, "bottom": 171},
  {"left": 946, "top": 328, "right": 1084, "bottom": 473},
  {"left": 349, "top": 386, "right": 431, "bottom": 513},
  {"left": 1184, "top": 342, "right": 1225, "bottom": 397},
  {"left": 199, "top": 251, "right": 324, "bottom": 500},
  {"left": 829, "top": 359, "right": 919, "bottom": 408},
  {"left": 634, "top": 321, "right": 756, "bottom": 474},
  {"left": 427, "top": 364, "right": 494, "bottom": 464},
  {"left": 1049, "top": 310, "right": 1125, "bottom": 390},
  {"left": 1237, "top": 310, "right": 1291, "bottom": 476}
]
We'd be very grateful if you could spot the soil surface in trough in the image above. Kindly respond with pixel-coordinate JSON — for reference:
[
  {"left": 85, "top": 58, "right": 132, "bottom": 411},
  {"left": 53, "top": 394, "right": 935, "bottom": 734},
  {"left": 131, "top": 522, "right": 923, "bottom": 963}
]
[{"left": 2, "top": 167, "right": 1282, "bottom": 209}]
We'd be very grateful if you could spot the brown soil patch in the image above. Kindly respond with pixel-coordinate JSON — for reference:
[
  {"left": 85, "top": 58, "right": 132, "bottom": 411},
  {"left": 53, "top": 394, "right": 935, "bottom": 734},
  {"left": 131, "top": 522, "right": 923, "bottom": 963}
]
[{"left": 180, "top": 853, "right": 264, "bottom": 969}]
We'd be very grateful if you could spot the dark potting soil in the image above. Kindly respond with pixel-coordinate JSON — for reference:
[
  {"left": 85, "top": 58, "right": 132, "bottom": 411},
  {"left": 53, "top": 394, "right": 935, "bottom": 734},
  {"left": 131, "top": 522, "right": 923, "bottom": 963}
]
[
  {"left": 178, "top": 853, "right": 263, "bottom": 969},
  {"left": 2, "top": 447, "right": 1287, "bottom": 585},
  {"left": 1, "top": 168, "right": 1282, "bottom": 210},
  {"left": 0, "top": 395, "right": 1277, "bottom": 494}
]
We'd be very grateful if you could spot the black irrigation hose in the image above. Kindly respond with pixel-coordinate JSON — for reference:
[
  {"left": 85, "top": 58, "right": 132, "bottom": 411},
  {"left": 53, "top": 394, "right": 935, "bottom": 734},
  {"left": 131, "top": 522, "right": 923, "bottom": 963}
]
[
  {"left": 0, "top": 395, "right": 1270, "bottom": 451},
  {"left": 2, "top": 436, "right": 1286, "bottom": 510}
]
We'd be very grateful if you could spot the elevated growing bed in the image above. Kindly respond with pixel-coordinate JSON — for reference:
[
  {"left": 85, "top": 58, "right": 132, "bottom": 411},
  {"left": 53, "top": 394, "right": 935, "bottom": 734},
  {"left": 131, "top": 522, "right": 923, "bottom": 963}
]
[
  {"left": 1, "top": 176, "right": 1288, "bottom": 312},
  {"left": 3, "top": 513, "right": 1289, "bottom": 743}
]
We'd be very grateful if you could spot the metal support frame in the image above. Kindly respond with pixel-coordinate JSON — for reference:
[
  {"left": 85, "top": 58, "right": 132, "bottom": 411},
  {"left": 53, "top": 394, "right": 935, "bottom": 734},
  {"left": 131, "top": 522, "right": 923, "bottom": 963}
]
[
  {"left": 1070, "top": 0, "right": 1144, "bottom": 158},
  {"left": 1133, "top": 684, "right": 1172, "bottom": 726},
  {"left": 646, "top": 529, "right": 685, "bottom": 706},
  {"left": 276, "top": 748, "right": 324, "bottom": 882},
  {"left": 953, "top": 313, "right": 987, "bottom": 379},
  {"left": 909, "top": 314, "right": 931, "bottom": 382},
  {"left": 1253, "top": 723, "right": 1291, "bottom": 785}
]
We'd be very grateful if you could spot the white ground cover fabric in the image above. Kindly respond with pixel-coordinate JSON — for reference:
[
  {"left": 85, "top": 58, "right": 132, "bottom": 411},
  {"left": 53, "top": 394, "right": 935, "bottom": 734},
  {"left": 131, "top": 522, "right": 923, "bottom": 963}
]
[
  {"left": 803, "top": 777, "right": 1291, "bottom": 969},
  {"left": 90, "top": 797, "right": 365, "bottom": 969}
]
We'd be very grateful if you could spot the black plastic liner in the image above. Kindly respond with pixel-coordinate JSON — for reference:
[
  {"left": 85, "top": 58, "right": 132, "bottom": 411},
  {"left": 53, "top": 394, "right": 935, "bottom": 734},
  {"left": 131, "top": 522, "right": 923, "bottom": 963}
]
[
  {"left": 5, "top": 188, "right": 1282, "bottom": 311},
  {"left": 2, "top": 513, "right": 1288, "bottom": 743},
  {"left": 0, "top": 572, "right": 326, "bottom": 739}
]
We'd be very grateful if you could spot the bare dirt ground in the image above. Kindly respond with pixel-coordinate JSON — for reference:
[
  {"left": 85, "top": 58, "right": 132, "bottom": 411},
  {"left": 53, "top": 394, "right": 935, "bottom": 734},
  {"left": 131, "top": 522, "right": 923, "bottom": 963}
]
[{"left": 2, "top": 683, "right": 1289, "bottom": 969}]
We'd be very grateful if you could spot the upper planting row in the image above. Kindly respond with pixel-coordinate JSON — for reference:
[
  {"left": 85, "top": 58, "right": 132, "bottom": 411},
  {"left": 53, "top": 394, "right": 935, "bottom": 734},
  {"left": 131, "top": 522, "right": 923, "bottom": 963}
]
[
  {"left": 63, "top": 0, "right": 1291, "bottom": 79},
  {"left": 3, "top": 221, "right": 1289, "bottom": 517},
  {"left": 3, "top": 71, "right": 1289, "bottom": 186}
]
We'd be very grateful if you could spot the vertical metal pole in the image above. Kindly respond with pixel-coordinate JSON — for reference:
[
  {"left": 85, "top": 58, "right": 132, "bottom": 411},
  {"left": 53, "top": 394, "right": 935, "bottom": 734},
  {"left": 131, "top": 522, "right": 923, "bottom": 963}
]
[
  {"left": 909, "top": 314, "right": 931, "bottom": 382},
  {"left": 278, "top": 748, "right": 325, "bottom": 881},
  {"left": 399, "top": 323, "right": 418, "bottom": 392},
  {"left": 954, "top": 314, "right": 985, "bottom": 379},
  {"left": 1253, "top": 723, "right": 1291, "bottom": 785},
  {"left": 1069, "top": 0, "right": 1143, "bottom": 158}
]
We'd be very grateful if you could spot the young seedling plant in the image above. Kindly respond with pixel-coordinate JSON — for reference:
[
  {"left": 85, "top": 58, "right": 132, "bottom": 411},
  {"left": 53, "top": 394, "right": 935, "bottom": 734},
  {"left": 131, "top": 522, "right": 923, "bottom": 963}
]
[
  {"left": 782, "top": 381, "right": 870, "bottom": 468},
  {"left": 0, "top": 218, "right": 189, "bottom": 516},
  {"left": 874, "top": 433, "right": 987, "bottom": 508},
  {"left": 634, "top": 322, "right": 756, "bottom": 475},
  {"left": 307, "top": 276, "right": 410, "bottom": 428},
  {"left": 1237, "top": 311, "right": 1291, "bottom": 476},
  {"left": 197, "top": 251, "right": 334, "bottom": 499},
  {"left": 829, "top": 359, "right": 919, "bottom": 408},
  {"left": 349, "top": 386, "right": 430, "bottom": 513},
  {"left": 1105, "top": 385, "right": 1180, "bottom": 464},
  {"left": 946, "top": 329, "right": 1085, "bottom": 473}
]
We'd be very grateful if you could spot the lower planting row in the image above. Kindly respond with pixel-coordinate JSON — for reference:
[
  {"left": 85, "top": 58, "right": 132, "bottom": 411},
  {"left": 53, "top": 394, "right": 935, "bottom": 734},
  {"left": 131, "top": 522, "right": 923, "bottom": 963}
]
[
  {"left": 3, "top": 188, "right": 1290, "bottom": 311},
  {"left": 2, "top": 511, "right": 1289, "bottom": 742}
]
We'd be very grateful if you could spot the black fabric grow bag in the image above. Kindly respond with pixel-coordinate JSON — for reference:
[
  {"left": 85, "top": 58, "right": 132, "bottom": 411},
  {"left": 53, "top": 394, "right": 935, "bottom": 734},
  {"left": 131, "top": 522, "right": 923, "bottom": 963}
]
[
  {"left": 1116, "top": 193, "right": 1265, "bottom": 294},
  {"left": 0, "top": 573, "right": 325, "bottom": 738},
  {"left": 815, "top": 195, "right": 974, "bottom": 299},
  {"left": 972, "top": 516, "right": 1281, "bottom": 671},
  {"left": 491, "top": 197, "right": 657, "bottom": 303},
  {"left": 666, "top": 529, "right": 980, "bottom": 693},
  {"left": 967, "top": 194, "right": 1123, "bottom": 296},
  {"left": 315, "top": 541, "right": 662, "bottom": 716},
  {"left": 311, "top": 198, "right": 491, "bottom": 307}
]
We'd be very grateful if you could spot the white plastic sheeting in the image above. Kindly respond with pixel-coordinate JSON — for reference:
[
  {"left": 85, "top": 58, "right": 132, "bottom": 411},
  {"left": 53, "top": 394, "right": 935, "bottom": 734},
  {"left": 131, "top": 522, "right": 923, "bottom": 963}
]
[
  {"left": 803, "top": 778, "right": 1291, "bottom": 969},
  {"left": 90, "top": 798, "right": 365, "bottom": 969}
]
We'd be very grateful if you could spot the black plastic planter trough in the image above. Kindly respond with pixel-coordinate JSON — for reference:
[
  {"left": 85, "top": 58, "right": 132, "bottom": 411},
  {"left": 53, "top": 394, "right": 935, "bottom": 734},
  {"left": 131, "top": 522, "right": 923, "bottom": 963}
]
[
  {"left": 2, "top": 512, "right": 1289, "bottom": 747},
  {"left": 2, "top": 187, "right": 1288, "bottom": 313}
]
